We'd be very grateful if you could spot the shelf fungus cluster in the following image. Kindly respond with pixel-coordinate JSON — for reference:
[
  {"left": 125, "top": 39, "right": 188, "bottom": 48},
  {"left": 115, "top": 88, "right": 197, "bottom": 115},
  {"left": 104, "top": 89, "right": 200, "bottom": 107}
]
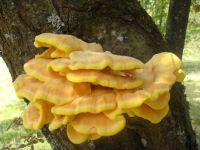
[{"left": 13, "top": 33, "right": 185, "bottom": 144}]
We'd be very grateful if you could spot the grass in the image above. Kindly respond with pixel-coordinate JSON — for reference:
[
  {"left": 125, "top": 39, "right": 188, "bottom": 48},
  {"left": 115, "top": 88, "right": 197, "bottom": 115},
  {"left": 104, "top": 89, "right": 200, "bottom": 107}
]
[{"left": 0, "top": 102, "right": 51, "bottom": 150}]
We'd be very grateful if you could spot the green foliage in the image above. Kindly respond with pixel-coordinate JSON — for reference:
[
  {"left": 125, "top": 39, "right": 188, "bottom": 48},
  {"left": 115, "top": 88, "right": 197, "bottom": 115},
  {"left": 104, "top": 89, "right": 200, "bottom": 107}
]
[
  {"left": 183, "top": 4, "right": 200, "bottom": 61},
  {"left": 139, "top": 0, "right": 200, "bottom": 61},
  {"left": 139, "top": 0, "right": 169, "bottom": 34}
]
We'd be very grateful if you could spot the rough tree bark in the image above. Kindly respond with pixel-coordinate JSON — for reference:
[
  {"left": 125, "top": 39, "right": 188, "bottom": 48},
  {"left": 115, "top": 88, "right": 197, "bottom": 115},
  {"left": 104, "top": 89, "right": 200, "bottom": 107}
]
[
  {"left": 165, "top": 0, "right": 191, "bottom": 58},
  {"left": 0, "top": 0, "right": 197, "bottom": 150}
]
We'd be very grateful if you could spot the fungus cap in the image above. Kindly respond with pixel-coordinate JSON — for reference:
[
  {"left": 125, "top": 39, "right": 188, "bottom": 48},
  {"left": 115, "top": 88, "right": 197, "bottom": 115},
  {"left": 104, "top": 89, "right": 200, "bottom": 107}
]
[
  {"left": 24, "top": 58, "right": 60, "bottom": 82},
  {"left": 104, "top": 107, "right": 124, "bottom": 120},
  {"left": 71, "top": 113, "right": 126, "bottom": 136},
  {"left": 34, "top": 33, "right": 103, "bottom": 53},
  {"left": 22, "top": 100, "right": 53, "bottom": 130},
  {"left": 145, "top": 92, "right": 170, "bottom": 110},
  {"left": 13, "top": 74, "right": 43, "bottom": 101},
  {"left": 66, "top": 69, "right": 143, "bottom": 89},
  {"left": 49, "top": 51, "right": 144, "bottom": 71},
  {"left": 116, "top": 90, "right": 150, "bottom": 109},
  {"left": 51, "top": 49, "right": 69, "bottom": 58},
  {"left": 67, "top": 124, "right": 89, "bottom": 144},
  {"left": 67, "top": 124, "right": 102, "bottom": 144},
  {"left": 131, "top": 104, "right": 169, "bottom": 124},
  {"left": 49, "top": 115, "right": 72, "bottom": 131},
  {"left": 34, "top": 77, "right": 91, "bottom": 105},
  {"left": 51, "top": 88, "right": 116, "bottom": 115},
  {"left": 175, "top": 69, "right": 185, "bottom": 82},
  {"left": 35, "top": 47, "right": 55, "bottom": 59},
  {"left": 135, "top": 52, "right": 183, "bottom": 94}
]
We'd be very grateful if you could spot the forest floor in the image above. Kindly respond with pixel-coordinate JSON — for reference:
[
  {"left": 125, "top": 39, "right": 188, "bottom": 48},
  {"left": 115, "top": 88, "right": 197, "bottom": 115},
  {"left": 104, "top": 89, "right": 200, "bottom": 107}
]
[{"left": 0, "top": 58, "right": 199, "bottom": 149}]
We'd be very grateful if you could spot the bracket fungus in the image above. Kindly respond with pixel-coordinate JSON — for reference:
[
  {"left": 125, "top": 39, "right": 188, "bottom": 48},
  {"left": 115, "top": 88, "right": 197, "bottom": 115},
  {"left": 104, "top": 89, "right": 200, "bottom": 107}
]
[
  {"left": 13, "top": 33, "right": 185, "bottom": 144},
  {"left": 22, "top": 100, "right": 53, "bottom": 130},
  {"left": 24, "top": 58, "right": 60, "bottom": 82},
  {"left": 34, "top": 77, "right": 91, "bottom": 105},
  {"left": 51, "top": 87, "right": 116, "bottom": 115},
  {"left": 34, "top": 33, "right": 103, "bottom": 57},
  {"left": 13, "top": 74, "right": 43, "bottom": 101}
]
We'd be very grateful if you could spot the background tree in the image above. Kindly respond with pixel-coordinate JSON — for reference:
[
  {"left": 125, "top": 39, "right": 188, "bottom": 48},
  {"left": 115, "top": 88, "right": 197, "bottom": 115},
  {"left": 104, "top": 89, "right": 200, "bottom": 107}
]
[
  {"left": 165, "top": 0, "right": 191, "bottom": 58},
  {"left": 0, "top": 0, "right": 197, "bottom": 150}
]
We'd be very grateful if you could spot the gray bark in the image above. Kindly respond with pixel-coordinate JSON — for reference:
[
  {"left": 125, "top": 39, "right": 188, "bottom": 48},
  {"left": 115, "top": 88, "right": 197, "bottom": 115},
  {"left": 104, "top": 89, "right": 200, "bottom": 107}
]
[
  {"left": 0, "top": 0, "right": 197, "bottom": 150},
  {"left": 165, "top": 0, "right": 191, "bottom": 58}
]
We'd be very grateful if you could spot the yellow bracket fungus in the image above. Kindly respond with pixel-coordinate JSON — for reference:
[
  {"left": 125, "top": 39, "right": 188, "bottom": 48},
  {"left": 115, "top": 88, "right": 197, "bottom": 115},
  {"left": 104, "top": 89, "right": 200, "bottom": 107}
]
[
  {"left": 71, "top": 113, "right": 126, "bottom": 136},
  {"left": 34, "top": 33, "right": 103, "bottom": 54},
  {"left": 48, "top": 51, "right": 144, "bottom": 72},
  {"left": 130, "top": 104, "right": 169, "bottom": 124},
  {"left": 49, "top": 115, "right": 72, "bottom": 131},
  {"left": 66, "top": 70, "right": 143, "bottom": 89},
  {"left": 175, "top": 69, "right": 185, "bottom": 82},
  {"left": 115, "top": 90, "right": 151, "bottom": 109},
  {"left": 51, "top": 87, "right": 116, "bottom": 115},
  {"left": 34, "top": 77, "right": 91, "bottom": 105},
  {"left": 145, "top": 92, "right": 170, "bottom": 110},
  {"left": 24, "top": 58, "right": 60, "bottom": 82},
  {"left": 67, "top": 124, "right": 89, "bottom": 144},
  {"left": 36, "top": 47, "right": 69, "bottom": 59},
  {"left": 67, "top": 124, "right": 102, "bottom": 144},
  {"left": 22, "top": 100, "right": 53, "bottom": 130},
  {"left": 35, "top": 47, "right": 55, "bottom": 58},
  {"left": 13, "top": 33, "right": 185, "bottom": 144},
  {"left": 13, "top": 74, "right": 43, "bottom": 101}
]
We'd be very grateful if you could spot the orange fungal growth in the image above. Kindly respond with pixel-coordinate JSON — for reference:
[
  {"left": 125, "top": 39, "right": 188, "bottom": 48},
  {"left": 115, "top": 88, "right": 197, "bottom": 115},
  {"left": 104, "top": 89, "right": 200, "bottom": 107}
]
[
  {"left": 47, "top": 58, "right": 71, "bottom": 73},
  {"left": 136, "top": 52, "right": 184, "bottom": 88},
  {"left": 34, "top": 33, "right": 103, "bottom": 53},
  {"left": 51, "top": 87, "right": 116, "bottom": 115},
  {"left": 145, "top": 92, "right": 170, "bottom": 110},
  {"left": 13, "top": 33, "right": 185, "bottom": 144},
  {"left": 67, "top": 124, "right": 89, "bottom": 144},
  {"left": 24, "top": 58, "right": 60, "bottom": 82},
  {"left": 175, "top": 69, "right": 185, "bottom": 82},
  {"left": 34, "top": 77, "right": 91, "bottom": 105},
  {"left": 35, "top": 47, "right": 55, "bottom": 58},
  {"left": 67, "top": 124, "right": 102, "bottom": 144},
  {"left": 116, "top": 90, "right": 150, "bottom": 109},
  {"left": 71, "top": 113, "right": 126, "bottom": 136},
  {"left": 50, "top": 49, "right": 69, "bottom": 58},
  {"left": 66, "top": 69, "right": 143, "bottom": 89},
  {"left": 13, "top": 74, "right": 43, "bottom": 101},
  {"left": 104, "top": 107, "right": 125, "bottom": 120},
  {"left": 35, "top": 47, "right": 69, "bottom": 59},
  {"left": 130, "top": 104, "right": 169, "bottom": 124},
  {"left": 48, "top": 51, "right": 144, "bottom": 72},
  {"left": 68, "top": 51, "right": 144, "bottom": 70},
  {"left": 49, "top": 115, "right": 72, "bottom": 131},
  {"left": 22, "top": 100, "right": 53, "bottom": 130}
]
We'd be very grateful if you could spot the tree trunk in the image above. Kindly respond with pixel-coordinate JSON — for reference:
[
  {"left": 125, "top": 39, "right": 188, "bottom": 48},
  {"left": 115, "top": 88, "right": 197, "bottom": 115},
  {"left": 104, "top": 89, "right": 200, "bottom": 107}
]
[
  {"left": 0, "top": 0, "right": 197, "bottom": 150},
  {"left": 165, "top": 0, "right": 191, "bottom": 58}
]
